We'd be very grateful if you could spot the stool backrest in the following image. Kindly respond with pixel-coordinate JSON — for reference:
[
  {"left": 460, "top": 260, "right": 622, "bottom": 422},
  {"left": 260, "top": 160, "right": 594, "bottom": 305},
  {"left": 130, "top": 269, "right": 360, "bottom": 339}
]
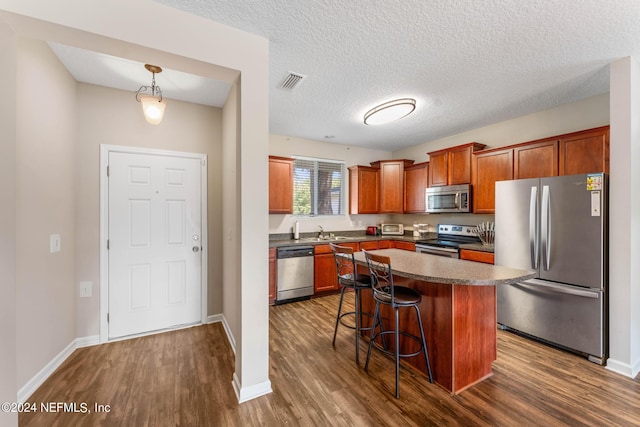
[
  {"left": 363, "top": 250, "right": 394, "bottom": 303},
  {"left": 330, "top": 243, "right": 357, "bottom": 286}
]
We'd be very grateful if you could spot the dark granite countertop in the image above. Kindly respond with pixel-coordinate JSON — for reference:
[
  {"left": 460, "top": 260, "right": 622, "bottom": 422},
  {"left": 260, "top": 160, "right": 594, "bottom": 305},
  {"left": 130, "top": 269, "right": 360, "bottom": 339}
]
[
  {"left": 269, "top": 233, "right": 435, "bottom": 248},
  {"left": 353, "top": 248, "right": 534, "bottom": 286},
  {"left": 459, "top": 243, "right": 495, "bottom": 253}
]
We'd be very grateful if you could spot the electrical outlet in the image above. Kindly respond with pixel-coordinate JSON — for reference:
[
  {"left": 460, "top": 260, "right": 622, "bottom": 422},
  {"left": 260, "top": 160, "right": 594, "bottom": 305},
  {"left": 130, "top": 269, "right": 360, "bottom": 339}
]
[
  {"left": 79, "top": 281, "right": 92, "bottom": 298},
  {"left": 50, "top": 234, "right": 61, "bottom": 253}
]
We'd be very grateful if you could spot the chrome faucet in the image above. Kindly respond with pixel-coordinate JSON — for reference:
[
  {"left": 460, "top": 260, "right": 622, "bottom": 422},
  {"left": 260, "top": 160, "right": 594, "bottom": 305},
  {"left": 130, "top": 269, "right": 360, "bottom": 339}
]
[{"left": 318, "top": 225, "right": 325, "bottom": 239}]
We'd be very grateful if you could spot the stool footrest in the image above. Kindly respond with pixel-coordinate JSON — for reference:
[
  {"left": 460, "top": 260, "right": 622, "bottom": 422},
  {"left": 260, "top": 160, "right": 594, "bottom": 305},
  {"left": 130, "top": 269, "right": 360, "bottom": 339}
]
[{"left": 370, "top": 330, "right": 425, "bottom": 359}]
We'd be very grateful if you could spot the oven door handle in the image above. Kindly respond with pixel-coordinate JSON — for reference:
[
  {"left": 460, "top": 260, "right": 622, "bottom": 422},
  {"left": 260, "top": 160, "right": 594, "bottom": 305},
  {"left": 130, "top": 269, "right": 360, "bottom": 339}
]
[{"left": 417, "top": 246, "right": 459, "bottom": 255}]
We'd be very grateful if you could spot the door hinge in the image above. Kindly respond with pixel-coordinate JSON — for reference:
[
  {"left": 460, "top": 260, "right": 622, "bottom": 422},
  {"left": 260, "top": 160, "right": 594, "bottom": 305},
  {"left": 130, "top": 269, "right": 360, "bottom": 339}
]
[
  {"left": 106, "top": 165, "right": 109, "bottom": 177},
  {"left": 107, "top": 313, "right": 109, "bottom": 323},
  {"left": 107, "top": 239, "right": 109, "bottom": 250}
]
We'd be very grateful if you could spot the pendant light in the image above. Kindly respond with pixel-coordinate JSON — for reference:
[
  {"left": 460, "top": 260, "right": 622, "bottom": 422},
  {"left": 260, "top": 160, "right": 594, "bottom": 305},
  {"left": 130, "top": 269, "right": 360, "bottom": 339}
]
[{"left": 135, "top": 64, "right": 167, "bottom": 124}]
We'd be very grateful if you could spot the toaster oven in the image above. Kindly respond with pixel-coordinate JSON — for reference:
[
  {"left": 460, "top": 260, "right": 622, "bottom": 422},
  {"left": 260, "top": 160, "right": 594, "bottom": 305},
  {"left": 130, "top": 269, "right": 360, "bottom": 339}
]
[{"left": 380, "top": 223, "right": 404, "bottom": 235}]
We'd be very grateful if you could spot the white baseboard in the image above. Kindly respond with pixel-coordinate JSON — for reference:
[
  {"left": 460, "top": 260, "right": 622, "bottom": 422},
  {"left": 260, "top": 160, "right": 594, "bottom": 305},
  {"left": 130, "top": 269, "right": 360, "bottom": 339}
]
[
  {"left": 207, "top": 314, "right": 224, "bottom": 324},
  {"left": 18, "top": 335, "right": 99, "bottom": 403},
  {"left": 232, "top": 372, "right": 272, "bottom": 403},
  {"left": 208, "top": 314, "right": 236, "bottom": 354},
  {"left": 76, "top": 335, "right": 100, "bottom": 348},
  {"left": 606, "top": 356, "right": 640, "bottom": 379}
]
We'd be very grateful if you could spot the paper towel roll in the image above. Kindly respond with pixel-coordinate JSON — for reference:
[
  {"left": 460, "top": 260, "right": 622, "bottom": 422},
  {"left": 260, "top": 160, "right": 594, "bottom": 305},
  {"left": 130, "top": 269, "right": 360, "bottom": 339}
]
[{"left": 294, "top": 221, "right": 299, "bottom": 239}]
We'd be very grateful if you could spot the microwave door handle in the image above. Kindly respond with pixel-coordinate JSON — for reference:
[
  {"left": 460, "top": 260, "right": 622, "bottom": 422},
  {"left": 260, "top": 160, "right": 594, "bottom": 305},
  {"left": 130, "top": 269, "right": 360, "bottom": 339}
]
[
  {"left": 541, "top": 185, "right": 551, "bottom": 271},
  {"left": 529, "top": 186, "right": 538, "bottom": 269},
  {"left": 454, "top": 192, "right": 459, "bottom": 208}
]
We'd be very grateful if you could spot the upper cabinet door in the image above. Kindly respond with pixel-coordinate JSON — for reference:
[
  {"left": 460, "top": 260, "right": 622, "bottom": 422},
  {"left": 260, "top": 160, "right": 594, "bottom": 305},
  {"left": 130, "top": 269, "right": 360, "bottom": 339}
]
[
  {"left": 348, "top": 165, "right": 379, "bottom": 214},
  {"left": 428, "top": 151, "right": 448, "bottom": 187},
  {"left": 268, "top": 156, "right": 294, "bottom": 214},
  {"left": 428, "top": 142, "right": 485, "bottom": 187},
  {"left": 448, "top": 144, "right": 474, "bottom": 185},
  {"left": 559, "top": 126, "right": 609, "bottom": 175},
  {"left": 404, "top": 162, "right": 429, "bottom": 213},
  {"left": 514, "top": 139, "right": 559, "bottom": 179},
  {"left": 472, "top": 147, "right": 513, "bottom": 214},
  {"left": 372, "top": 160, "right": 414, "bottom": 213}
]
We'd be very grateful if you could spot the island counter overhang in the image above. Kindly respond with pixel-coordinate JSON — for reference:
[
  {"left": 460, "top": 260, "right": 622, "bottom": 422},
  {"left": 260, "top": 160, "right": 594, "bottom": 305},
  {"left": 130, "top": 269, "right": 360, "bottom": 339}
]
[{"left": 352, "top": 249, "right": 536, "bottom": 394}]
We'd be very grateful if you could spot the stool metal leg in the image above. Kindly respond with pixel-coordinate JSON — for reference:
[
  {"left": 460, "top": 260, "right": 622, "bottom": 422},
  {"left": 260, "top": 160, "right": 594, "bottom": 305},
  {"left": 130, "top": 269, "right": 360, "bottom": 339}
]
[
  {"left": 395, "top": 306, "right": 400, "bottom": 399},
  {"left": 414, "top": 305, "right": 433, "bottom": 383},
  {"left": 364, "top": 301, "right": 380, "bottom": 372},
  {"left": 332, "top": 286, "right": 347, "bottom": 347},
  {"left": 354, "top": 288, "right": 361, "bottom": 364}
]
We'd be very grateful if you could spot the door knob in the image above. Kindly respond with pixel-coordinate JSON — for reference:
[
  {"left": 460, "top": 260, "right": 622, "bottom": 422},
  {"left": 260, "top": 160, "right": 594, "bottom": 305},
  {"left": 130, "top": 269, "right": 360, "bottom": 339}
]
[{"left": 192, "top": 246, "right": 200, "bottom": 252}]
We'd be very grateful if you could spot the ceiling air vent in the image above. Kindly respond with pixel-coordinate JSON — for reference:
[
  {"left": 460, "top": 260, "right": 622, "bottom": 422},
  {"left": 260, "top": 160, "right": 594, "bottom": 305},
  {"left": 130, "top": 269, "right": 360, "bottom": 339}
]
[{"left": 278, "top": 72, "right": 306, "bottom": 90}]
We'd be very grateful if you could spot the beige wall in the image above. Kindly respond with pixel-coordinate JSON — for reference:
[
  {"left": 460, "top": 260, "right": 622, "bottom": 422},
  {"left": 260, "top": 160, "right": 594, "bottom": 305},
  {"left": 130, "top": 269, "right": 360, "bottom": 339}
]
[
  {"left": 16, "top": 38, "right": 77, "bottom": 388},
  {"left": 222, "top": 80, "right": 240, "bottom": 344},
  {"left": 0, "top": 20, "right": 18, "bottom": 427},
  {"left": 75, "top": 83, "right": 223, "bottom": 337}
]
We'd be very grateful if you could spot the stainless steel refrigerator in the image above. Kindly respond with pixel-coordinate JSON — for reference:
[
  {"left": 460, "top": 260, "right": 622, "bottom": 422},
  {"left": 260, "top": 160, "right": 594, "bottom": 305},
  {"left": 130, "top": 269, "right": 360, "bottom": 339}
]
[{"left": 495, "top": 173, "right": 607, "bottom": 364}]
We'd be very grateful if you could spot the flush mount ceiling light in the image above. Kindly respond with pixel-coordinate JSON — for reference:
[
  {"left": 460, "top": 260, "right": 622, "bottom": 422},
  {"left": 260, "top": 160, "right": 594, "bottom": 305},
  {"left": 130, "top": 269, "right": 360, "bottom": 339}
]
[
  {"left": 364, "top": 98, "right": 416, "bottom": 125},
  {"left": 135, "top": 64, "right": 167, "bottom": 125}
]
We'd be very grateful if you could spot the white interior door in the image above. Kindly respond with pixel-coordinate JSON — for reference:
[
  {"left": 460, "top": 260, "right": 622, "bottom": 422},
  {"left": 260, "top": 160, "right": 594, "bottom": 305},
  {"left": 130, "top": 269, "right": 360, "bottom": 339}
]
[{"left": 108, "top": 151, "right": 202, "bottom": 339}]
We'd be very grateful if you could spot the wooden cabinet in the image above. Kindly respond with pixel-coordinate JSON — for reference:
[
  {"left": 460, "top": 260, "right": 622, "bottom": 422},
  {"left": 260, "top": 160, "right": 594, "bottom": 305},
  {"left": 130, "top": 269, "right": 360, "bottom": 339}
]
[
  {"left": 428, "top": 150, "right": 449, "bottom": 187},
  {"left": 268, "top": 248, "right": 277, "bottom": 304},
  {"left": 378, "top": 240, "right": 391, "bottom": 249},
  {"left": 359, "top": 241, "right": 380, "bottom": 251},
  {"left": 448, "top": 143, "right": 484, "bottom": 185},
  {"left": 269, "top": 156, "right": 294, "bottom": 214},
  {"left": 313, "top": 242, "right": 359, "bottom": 294},
  {"left": 391, "top": 241, "right": 416, "bottom": 251},
  {"left": 348, "top": 166, "right": 379, "bottom": 214},
  {"left": 559, "top": 126, "right": 609, "bottom": 175},
  {"left": 370, "top": 159, "right": 415, "bottom": 213},
  {"left": 472, "top": 147, "right": 513, "bottom": 214},
  {"left": 428, "top": 142, "right": 486, "bottom": 187},
  {"left": 514, "top": 139, "right": 558, "bottom": 179},
  {"left": 351, "top": 239, "right": 411, "bottom": 251},
  {"left": 404, "top": 162, "right": 429, "bottom": 213},
  {"left": 460, "top": 249, "right": 494, "bottom": 264}
]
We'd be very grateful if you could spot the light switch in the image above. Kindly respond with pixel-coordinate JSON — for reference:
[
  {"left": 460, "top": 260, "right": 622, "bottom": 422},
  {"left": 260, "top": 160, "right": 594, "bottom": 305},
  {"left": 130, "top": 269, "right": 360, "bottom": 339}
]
[
  {"left": 50, "top": 234, "right": 61, "bottom": 253},
  {"left": 79, "top": 281, "right": 92, "bottom": 298}
]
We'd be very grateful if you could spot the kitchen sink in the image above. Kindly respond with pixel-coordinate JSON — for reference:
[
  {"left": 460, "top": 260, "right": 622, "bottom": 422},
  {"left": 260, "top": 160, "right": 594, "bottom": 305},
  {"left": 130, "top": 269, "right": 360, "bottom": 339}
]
[{"left": 299, "top": 236, "right": 351, "bottom": 242}]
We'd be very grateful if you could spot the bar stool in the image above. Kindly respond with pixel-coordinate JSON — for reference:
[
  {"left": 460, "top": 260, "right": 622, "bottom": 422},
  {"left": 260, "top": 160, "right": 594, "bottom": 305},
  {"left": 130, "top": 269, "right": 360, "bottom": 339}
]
[
  {"left": 330, "top": 243, "right": 374, "bottom": 365},
  {"left": 363, "top": 250, "right": 433, "bottom": 398}
]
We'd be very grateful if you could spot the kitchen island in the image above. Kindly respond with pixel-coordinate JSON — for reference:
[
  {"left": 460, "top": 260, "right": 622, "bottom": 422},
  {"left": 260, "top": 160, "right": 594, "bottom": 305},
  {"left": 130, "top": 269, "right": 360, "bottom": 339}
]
[{"left": 353, "top": 249, "right": 535, "bottom": 394}]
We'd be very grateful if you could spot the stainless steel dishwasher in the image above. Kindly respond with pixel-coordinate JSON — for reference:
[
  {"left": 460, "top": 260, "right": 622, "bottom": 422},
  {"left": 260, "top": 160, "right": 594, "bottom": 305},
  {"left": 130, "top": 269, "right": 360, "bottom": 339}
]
[{"left": 277, "top": 246, "right": 314, "bottom": 303}]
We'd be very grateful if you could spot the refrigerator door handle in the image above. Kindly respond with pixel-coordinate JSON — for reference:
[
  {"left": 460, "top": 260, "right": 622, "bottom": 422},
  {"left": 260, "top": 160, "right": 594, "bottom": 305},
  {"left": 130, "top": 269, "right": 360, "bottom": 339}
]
[
  {"left": 541, "top": 185, "right": 551, "bottom": 271},
  {"left": 519, "top": 279, "right": 601, "bottom": 299},
  {"left": 529, "top": 186, "right": 539, "bottom": 269}
]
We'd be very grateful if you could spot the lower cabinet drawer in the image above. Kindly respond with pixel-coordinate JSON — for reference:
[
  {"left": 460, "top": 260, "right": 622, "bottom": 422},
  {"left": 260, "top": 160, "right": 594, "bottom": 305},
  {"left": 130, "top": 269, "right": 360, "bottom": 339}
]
[{"left": 460, "top": 249, "right": 494, "bottom": 264}]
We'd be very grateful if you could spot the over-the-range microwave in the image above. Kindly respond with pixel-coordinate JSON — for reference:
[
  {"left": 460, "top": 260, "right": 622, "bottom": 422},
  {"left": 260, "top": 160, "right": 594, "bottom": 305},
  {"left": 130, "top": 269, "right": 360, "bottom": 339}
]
[{"left": 425, "top": 184, "right": 471, "bottom": 213}]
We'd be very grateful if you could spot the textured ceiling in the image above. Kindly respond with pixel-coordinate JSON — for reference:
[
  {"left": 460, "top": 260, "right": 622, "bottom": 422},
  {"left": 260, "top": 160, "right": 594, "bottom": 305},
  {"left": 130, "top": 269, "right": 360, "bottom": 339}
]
[{"left": 55, "top": 1, "right": 640, "bottom": 151}]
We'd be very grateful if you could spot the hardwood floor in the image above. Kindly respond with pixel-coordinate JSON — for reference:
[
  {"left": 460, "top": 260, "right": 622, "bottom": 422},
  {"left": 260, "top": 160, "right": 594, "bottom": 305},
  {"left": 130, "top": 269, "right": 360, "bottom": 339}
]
[{"left": 20, "top": 294, "right": 640, "bottom": 426}]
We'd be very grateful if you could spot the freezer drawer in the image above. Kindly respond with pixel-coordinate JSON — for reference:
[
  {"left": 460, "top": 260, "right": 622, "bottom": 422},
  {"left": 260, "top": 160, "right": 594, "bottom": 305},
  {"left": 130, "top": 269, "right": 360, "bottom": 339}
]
[{"left": 497, "top": 279, "right": 606, "bottom": 363}]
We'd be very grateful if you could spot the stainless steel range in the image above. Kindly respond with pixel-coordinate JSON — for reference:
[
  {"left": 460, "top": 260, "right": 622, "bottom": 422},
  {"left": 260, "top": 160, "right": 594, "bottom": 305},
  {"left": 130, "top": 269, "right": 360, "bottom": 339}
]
[{"left": 415, "top": 224, "right": 480, "bottom": 258}]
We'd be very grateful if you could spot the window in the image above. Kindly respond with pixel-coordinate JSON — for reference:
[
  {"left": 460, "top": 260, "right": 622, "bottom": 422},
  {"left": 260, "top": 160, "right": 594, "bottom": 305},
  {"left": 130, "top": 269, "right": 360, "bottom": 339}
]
[{"left": 293, "top": 157, "right": 345, "bottom": 216}]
